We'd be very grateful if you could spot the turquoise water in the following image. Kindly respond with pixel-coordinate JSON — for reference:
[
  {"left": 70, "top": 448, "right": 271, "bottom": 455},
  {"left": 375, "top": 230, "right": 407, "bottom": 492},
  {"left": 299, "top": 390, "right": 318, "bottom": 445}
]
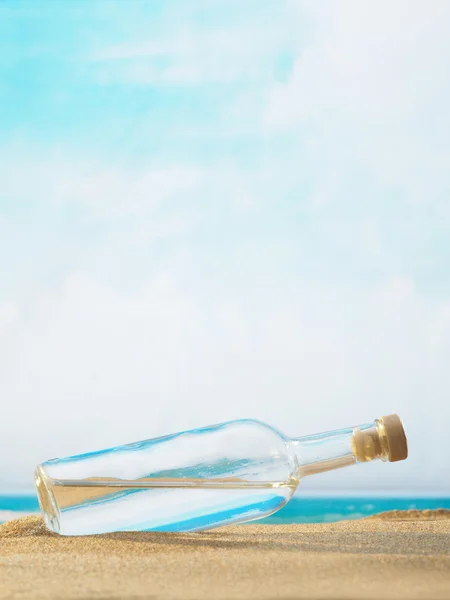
[
  {"left": 261, "top": 496, "right": 450, "bottom": 523},
  {"left": 1, "top": 494, "right": 449, "bottom": 526}
]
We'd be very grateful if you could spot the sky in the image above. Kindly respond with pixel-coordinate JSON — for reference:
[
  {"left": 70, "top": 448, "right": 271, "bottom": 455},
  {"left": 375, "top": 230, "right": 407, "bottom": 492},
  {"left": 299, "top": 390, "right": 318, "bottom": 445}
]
[{"left": 1, "top": 0, "right": 450, "bottom": 493}]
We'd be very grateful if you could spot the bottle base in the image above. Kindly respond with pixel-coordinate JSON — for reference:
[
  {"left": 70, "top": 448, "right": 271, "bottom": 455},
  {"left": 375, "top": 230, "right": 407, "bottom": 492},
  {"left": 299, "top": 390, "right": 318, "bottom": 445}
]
[{"left": 35, "top": 465, "right": 61, "bottom": 534}]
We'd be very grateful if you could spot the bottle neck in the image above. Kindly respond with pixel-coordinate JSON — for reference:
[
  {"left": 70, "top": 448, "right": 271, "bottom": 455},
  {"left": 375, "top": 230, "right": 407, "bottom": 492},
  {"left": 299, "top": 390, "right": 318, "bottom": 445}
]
[{"left": 290, "top": 420, "right": 390, "bottom": 478}]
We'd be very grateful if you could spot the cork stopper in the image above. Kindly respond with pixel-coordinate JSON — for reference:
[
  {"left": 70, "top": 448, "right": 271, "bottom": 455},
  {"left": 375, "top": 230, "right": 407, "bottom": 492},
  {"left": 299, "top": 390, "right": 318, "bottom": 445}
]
[
  {"left": 378, "top": 414, "right": 408, "bottom": 462},
  {"left": 351, "top": 414, "right": 408, "bottom": 463}
]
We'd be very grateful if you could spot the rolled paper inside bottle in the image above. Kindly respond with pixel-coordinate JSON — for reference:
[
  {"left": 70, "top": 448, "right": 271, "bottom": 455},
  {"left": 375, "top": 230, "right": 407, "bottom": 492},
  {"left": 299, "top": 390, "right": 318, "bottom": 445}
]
[{"left": 351, "top": 426, "right": 383, "bottom": 462}]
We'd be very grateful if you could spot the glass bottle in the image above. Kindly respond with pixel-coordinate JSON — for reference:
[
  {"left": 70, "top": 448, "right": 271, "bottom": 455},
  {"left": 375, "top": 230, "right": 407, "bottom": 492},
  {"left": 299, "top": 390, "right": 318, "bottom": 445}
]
[{"left": 35, "top": 414, "right": 407, "bottom": 535}]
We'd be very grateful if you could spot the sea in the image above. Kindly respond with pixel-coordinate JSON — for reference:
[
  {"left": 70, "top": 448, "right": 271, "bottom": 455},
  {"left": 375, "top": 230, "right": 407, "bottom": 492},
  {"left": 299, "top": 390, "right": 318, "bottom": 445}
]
[{"left": 1, "top": 494, "right": 449, "bottom": 526}]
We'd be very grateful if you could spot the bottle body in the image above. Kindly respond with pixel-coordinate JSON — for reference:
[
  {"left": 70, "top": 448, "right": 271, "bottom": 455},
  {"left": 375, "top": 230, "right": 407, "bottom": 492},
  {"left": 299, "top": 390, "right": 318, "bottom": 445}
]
[
  {"left": 35, "top": 415, "right": 407, "bottom": 536},
  {"left": 35, "top": 420, "right": 299, "bottom": 535}
]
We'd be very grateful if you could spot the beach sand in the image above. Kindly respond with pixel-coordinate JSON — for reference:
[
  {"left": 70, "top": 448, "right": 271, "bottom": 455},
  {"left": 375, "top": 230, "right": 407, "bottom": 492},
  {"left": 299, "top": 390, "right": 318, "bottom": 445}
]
[{"left": 1, "top": 511, "right": 449, "bottom": 599}]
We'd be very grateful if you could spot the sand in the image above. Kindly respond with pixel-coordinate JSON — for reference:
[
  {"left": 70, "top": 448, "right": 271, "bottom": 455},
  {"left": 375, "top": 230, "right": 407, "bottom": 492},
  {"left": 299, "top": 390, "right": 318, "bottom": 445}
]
[{"left": 1, "top": 511, "right": 449, "bottom": 600}]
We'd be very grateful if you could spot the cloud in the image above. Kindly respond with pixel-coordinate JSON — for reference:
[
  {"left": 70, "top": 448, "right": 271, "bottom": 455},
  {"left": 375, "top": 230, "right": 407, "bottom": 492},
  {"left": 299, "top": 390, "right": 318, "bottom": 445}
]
[
  {"left": 0, "top": 146, "right": 206, "bottom": 221},
  {"left": 267, "top": 1, "right": 450, "bottom": 126},
  {"left": 90, "top": 4, "right": 300, "bottom": 85},
  {"left": 265, "top": 0, "right": 450, "bottom": 207}
]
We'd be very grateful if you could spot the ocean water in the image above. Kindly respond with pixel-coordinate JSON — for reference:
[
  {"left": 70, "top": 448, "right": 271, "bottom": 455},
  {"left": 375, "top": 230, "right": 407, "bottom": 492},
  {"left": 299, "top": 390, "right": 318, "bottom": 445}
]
[{"left": 1, "top": 494, "right": 449, "bottom": 526}]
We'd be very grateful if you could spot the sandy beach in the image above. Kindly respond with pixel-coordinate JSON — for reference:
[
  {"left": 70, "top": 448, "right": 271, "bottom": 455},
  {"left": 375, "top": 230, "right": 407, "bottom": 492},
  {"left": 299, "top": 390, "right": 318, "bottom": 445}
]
[{"left": 1, "top": 511, "right": 449, "bottom": 600}]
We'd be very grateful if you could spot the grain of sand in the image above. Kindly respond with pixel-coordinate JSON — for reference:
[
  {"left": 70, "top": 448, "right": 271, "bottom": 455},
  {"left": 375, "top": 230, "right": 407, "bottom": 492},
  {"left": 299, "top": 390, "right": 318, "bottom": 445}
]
[{"left": 0, "top": 510, "right": 449, "bottom": 600}]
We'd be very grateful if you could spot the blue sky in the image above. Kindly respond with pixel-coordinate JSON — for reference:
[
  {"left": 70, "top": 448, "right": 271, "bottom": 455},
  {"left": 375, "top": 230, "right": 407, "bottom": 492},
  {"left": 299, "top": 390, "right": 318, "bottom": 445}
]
[{"left": 1, "top": 0, "right": 450, "bottom": 492}]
